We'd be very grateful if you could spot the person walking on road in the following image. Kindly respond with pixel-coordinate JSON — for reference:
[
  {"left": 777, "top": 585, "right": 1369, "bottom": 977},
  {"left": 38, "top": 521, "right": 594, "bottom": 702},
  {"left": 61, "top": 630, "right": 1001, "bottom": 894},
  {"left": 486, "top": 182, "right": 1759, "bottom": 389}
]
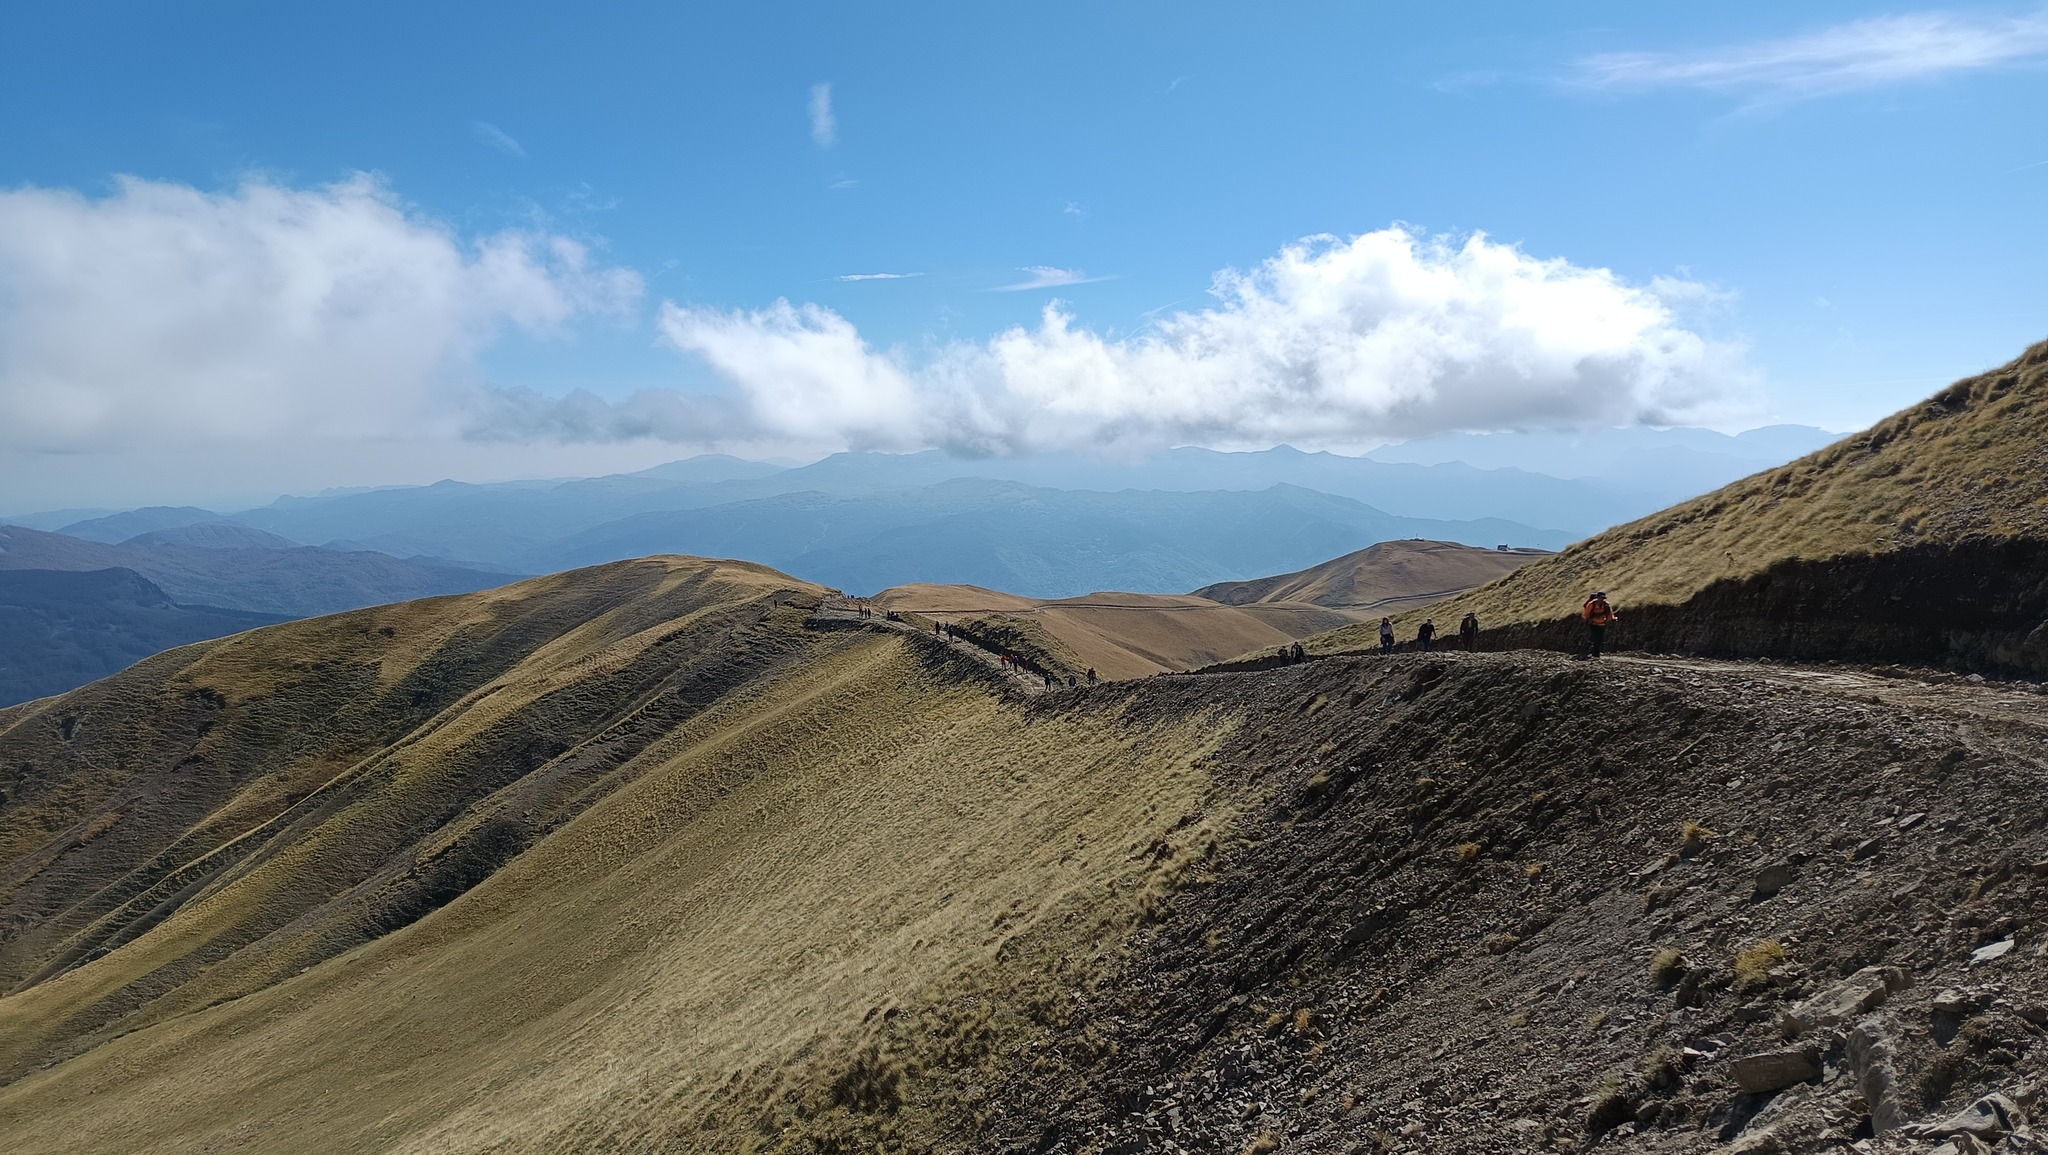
[
  {"left": 1379, "top": 617, "right": 1396, "bottom": 654},
  {"left": 1582, "top": 591, "right": 1617, "bottom": 658},
  {"left": 1417, "top": 619, "right": 1436, "bottom": 652},
  {"left": 1459, "top": 612, "right": 1480, "bottom": 651}
]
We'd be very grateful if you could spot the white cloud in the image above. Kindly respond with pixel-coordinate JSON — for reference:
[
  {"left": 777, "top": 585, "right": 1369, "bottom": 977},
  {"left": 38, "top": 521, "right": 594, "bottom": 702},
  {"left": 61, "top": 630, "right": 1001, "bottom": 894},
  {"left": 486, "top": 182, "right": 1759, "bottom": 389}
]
[
  {"left": 0, "top": 175, "right": 641, "bottom": 452},
  {"left": 1574, "top": 9, "right": 2048, "bottom": 99},
  {"left": 471, "top": 121, "right": 527, "bottom": 157},
  {"left": 993, "top": 265, "right": 1114, "bottom": 292},
  {"left": 809, "top": 83, "right": 836, "bottom": 147},
  {"left": 630, "top": 228, "right": 1751, "bottom": 454},
  {"left": 837, "top": 272, "right": 921, "bottom": 281}
]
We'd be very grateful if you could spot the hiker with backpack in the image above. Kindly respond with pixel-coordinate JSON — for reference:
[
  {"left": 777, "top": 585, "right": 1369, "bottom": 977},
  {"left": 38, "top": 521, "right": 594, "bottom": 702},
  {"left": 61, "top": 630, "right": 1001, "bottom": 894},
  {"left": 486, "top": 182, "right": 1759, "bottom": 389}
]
[
  {"left": 1378, "top": 617, "right": 1395, "bottom": 654},
  {"left": 1459, "top": 612, "right": 1480, "bottom": 651},
  {"left": 1417, "top": 619, "right": 1436, "bottom": 652},
  {"left": 1583, "top": 591, "right": 1617, "bottom": 658}
]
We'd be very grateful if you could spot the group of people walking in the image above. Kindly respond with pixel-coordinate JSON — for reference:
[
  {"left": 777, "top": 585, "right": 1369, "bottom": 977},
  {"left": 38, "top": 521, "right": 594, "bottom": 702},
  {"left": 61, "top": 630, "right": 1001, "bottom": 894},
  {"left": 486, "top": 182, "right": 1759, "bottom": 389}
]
[
  {"left": 1372, "top": 592, "right": 1617, "bottom": 659},
  {"left": 1376, "top": 610, "right": 1484, "bottom": 653}
]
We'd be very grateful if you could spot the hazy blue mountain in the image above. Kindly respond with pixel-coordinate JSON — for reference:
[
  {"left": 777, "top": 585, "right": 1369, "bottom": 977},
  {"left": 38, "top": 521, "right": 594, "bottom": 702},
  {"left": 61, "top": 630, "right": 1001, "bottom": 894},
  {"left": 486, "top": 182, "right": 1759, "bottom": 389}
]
[
  {"left": 629, "top": 454, "right": 788, "bottom": 483},
  {"left": 526, "top": 479, "right": 1568, "bottom": 598},
  {"left": 1365, "top": 425, "right": 1841, "bottom": 499},
  {"left": 57, "top": 505, "right": 223, "bottom": 543},
  {"left": 224, "top": 448, "right": 1605, "bottom": 569},
  {"left": 0, "top": 525, "right": 515, "bottom": 617},
  {"left": 0, "top": 568, "right": 286, "bottom": 706},
  {"left": 0, "top": 508, "right": 118, "bottom": 531},
  {"left": 122, "top": 522, "right": 300, "bottom": 550}
]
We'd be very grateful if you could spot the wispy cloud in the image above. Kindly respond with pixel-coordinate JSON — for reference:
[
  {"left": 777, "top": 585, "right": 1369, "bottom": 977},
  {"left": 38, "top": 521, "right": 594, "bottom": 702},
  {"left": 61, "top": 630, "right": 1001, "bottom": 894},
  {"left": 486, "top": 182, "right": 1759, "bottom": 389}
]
[
  {"left": 837, "top": 272, "right": 921, "bottom": 281},
  {"left": 1062, "top": 200, "right": 1086, "bottom": 219},
  {"left": 1572, "top": 9, "right": 2048, "bottom": 100},
  {"left": 809, "top": 83, "right": 836, "bottom": 148},
  {"left": 471, "top": 121, "right": 527, "bottom": 157},
  {"left": 993, "top": 266, "right": 1115, "bottom": 292}
]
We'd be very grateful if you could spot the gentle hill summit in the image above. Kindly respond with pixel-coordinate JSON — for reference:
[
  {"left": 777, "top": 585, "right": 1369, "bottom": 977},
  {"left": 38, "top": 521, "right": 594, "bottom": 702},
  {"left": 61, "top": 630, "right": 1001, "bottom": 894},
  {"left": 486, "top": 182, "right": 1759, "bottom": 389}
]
[
  {"left": 54, "top": 506, "right": 221, "bottom": 544},
  {"left": 1192, "top": 538, "right": 1545, "bottom": 612},
  {"left": 872, "top": 583, "right": 1360, "bottom": 679},
  {"left": 119, "top": 521, "right": 298, "bottom": 551},
  {"left": 1312, "top": 339, "right": 2048, "bottom": 674}
]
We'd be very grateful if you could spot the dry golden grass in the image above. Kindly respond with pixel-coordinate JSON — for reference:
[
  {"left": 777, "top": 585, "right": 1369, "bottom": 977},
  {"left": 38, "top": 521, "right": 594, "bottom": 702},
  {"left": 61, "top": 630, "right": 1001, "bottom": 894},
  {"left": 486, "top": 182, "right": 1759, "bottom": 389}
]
[
  {"left": 1311, "top": 339, "right": 2048, "bottom": 650},
  {"left": 1733, "top": 939, "right": 1788, "bottom": 993},
  {"left": 875, "top": 583, "right": 1360, "bottom": 679},
  {"left": 0, "top": 558, "right": 1237, "bottom": 1153},
  {"left": 1194, "top": 539, "right": 1542, "bottom": 610}
]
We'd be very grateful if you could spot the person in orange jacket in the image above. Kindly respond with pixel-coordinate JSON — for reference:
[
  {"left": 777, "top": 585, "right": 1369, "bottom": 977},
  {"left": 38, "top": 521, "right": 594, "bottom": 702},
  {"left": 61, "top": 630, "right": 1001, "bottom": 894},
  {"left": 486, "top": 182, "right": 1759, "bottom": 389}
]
[{"left": 1582, "top": 591, "right": 1617, "bottom": 658}]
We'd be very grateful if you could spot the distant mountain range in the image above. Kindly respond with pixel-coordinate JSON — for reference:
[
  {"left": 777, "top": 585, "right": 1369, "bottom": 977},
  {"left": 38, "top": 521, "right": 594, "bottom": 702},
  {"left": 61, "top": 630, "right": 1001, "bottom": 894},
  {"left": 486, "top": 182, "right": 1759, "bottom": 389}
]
[
  {"left": 4, "top": 428, "right": 1837, "bottom": 585},
  {"left": 0, "top": 426, "right": 1840, "bottom": 699},
  {"left": 518, "top": 479, "right": 1565, "bottom": 598},
  {"left": 0, "top": 526, "right": 514, "bottom": 618}
]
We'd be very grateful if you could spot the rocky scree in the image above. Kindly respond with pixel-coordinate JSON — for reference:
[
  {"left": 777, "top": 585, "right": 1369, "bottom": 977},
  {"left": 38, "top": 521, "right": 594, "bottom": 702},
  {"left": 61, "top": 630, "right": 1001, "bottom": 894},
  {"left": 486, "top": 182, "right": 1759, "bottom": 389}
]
[{"left": 968, "top": 651, "right": 2048, "bottom": 1154}]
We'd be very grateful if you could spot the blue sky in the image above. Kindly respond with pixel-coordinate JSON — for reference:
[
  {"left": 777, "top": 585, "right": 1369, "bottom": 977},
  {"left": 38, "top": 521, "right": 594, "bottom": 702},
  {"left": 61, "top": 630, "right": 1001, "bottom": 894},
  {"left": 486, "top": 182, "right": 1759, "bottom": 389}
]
[{"left": 1, "top": 2, "right": 2045, "bottom": 506}]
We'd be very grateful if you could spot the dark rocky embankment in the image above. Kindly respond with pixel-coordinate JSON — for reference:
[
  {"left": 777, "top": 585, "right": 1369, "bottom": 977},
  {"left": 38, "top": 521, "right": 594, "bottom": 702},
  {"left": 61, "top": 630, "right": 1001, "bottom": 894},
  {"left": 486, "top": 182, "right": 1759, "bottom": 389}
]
[
  {"left": 1413, "top": 539, "right": 2048, "bottom": 677},
  {"left": 938, "top": 652, "right": 2048, "bottom": 1153}
]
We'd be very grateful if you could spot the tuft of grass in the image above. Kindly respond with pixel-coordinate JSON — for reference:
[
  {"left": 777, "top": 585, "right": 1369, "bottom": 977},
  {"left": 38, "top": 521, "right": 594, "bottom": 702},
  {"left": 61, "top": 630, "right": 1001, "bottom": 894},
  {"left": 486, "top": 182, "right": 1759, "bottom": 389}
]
[
  {"left": 1292, "top": 1007, "right": 1317, "bottom": 1036},
  {"left": 1456, "top": 841, "right": 1484, "bottom": 864},
  {"left": 1245, "top": 1131, "right": 1281, "bottom": 1154},
  {"left": 1649, "top": 948, "right": 1688, "bottom": 990},
  {"left": 1678, "top": 821, "right": 1716, "bottom": 856},
  {"left": 1733, "top": 939, "right": 1788, "bottom": 992},
  {"left": 1524, "top": 861, "right": 1547, "bottom": 880}
]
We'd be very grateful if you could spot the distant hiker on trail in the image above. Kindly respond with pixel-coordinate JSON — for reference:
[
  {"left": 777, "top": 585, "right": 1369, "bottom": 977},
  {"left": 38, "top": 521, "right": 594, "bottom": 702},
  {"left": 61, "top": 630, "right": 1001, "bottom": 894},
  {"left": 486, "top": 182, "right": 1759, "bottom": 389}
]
[
  {"left": 1417, "top": 619, "right": 1436, "bottom": 652},
  {"left": 1583, "top": 591, "right": 1617, "bottom": 658},
  {"left": 1460, "top": 612, "right": 1479, "bottom": 651},
  {"left": 1086, "top": 667, "right": 1098, "bottom": 685},
  {"left": 1291, "top": 642, "right": 1305, "bottom": 664},
  {"left": 1379, "top": 618, "right": 1395, "bottom": 654}
]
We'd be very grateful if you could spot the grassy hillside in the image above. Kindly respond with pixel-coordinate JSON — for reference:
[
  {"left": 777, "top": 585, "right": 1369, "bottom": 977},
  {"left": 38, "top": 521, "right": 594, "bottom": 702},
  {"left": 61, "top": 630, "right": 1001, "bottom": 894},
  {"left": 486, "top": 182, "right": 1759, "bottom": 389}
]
[
  {"left": 873, "top": 583, "right": 1360, "bottom": 679},
  {"left": 1191, "top": 538, "right": 1544, "bottom": 612},
  {"left": 0, "top": 557, "right": 1231, "bottom": 1153},
  {"left": 1310, "top": 339, "right": 2048, "bottom": 672}
]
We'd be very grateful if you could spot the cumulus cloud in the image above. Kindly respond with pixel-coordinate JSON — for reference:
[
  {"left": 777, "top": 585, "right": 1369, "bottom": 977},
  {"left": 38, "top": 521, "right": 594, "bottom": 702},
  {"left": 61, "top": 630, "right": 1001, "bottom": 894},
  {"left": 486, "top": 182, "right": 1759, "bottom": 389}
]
[
  {"left": 993, "top": 265, "right": 1113, "bottom": 292},
  {"left": 471, "top": 121, "right": 527, "bottom": 157},
  {"left": 809, "top": 83, "right": 836, "bottom": 147},
  {"left": 1573, "top": 9, "right": 2048, "bottom": 99},
  {"left": 0, "top": 175, "right": 642, "bottom": 451},
  {"left": 625, "top": 228, "right": 1750, "bottom": 455}
]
